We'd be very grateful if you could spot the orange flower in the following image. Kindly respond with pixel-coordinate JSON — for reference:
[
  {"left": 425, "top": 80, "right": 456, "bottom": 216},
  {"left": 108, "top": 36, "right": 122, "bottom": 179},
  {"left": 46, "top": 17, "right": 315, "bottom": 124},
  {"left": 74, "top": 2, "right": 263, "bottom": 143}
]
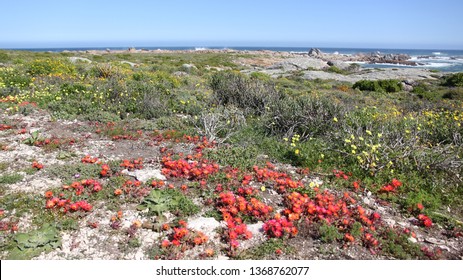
[
  {"left": 44, "top": 191, "right": 53, "bottom": 198},
  {"left": 114, "top": 189, "right": 123, "bottom": 196},
  {"left": 204, "top": 248, "right": 214, "bottom": 257}
]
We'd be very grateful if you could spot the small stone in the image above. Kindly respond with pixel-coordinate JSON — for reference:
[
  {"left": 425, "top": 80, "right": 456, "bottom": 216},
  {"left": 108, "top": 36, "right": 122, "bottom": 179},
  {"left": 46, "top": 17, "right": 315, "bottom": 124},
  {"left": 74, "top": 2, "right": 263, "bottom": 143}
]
[
  {"left": 438, "top": 245, "right": 451, "bottom": 252},
  {"left": 408, "top": 237, "right": 418, "bottom": 243},
  {"left": 425, "top": 237, "right": 444, "bottom": 245},
  {"left": 363, "top": 197, "right": 371, "bottom": 205},
  {"left": 383, "top": 218, "right": 396, "bottom": 227}
]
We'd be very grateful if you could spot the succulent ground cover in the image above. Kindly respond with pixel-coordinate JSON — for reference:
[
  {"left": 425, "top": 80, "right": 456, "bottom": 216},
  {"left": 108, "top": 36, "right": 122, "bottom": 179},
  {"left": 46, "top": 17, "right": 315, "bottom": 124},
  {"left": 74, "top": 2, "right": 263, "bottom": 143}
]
[{"left": 0, "top": 50, "right": 462, "bottom": 260}]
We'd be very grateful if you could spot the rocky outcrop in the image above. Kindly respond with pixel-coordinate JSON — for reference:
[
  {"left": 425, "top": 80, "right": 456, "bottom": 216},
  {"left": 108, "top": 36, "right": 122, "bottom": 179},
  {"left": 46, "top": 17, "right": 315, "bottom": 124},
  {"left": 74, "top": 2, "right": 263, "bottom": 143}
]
[
  {"left": 268, "top": 57, "right": 328, "bottom": 71},
  {"left": 308, "top": 48, "right": 323, "bottom": 57},
  {"left": 356, "top": 52, "right": 418, "bottom": 66}
]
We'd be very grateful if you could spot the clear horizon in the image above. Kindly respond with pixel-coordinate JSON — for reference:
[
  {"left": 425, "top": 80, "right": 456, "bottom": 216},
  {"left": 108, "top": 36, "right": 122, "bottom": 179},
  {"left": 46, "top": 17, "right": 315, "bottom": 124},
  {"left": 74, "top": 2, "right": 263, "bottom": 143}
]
[{"left": 1, "top": 0, "right": 463, "bottom": 50}]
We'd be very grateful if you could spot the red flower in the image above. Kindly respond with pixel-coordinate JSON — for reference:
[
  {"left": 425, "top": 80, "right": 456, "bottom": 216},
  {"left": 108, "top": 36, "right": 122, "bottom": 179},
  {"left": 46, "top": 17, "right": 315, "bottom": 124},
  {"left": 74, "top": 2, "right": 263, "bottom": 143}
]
[
  {"left": 161, "top": 240, "right": 171, "bottom": 248},
  {"left": 230, "top": 239, "right": 239, "bottom": 248},
  {"left": 391, "top": 178, "right": 402, "bottom": 188}
]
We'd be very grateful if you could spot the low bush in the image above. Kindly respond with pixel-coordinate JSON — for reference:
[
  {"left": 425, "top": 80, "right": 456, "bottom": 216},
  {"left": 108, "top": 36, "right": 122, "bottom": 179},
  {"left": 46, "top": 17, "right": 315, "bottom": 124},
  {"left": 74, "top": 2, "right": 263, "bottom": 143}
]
[
  {"left": 264, "top": 94, "right": 343, "bottom": 140},
  {"left": 353, "top": 79, "right": 402, "bottom": 93},
  {"left": 441, "top": 73, "right": 463, "bottom": 87},
  {"left": 209, "top": 71, "right": 281, "bottom": 116}
]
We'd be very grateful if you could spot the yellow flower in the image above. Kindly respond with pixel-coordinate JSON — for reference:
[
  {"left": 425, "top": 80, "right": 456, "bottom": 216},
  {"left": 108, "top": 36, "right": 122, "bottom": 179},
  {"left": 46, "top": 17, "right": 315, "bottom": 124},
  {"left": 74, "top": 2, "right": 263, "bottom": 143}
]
[
  {"left": 366, "top": 130, "right": 372, "bottom": 136},
  {"left": 295, "top": 149, "right": 300, "bottom": 155},
  {"left": 260, "top": 186, "right": 266, "bottom": 192},
  {"left": 333, "top": 117, "right": 338, "bottom": 122}
]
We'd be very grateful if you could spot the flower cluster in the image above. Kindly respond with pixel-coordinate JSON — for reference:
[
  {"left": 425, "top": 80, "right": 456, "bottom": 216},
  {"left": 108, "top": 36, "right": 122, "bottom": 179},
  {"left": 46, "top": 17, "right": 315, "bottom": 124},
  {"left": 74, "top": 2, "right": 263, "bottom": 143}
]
[
  {"left": 380, "top": 178, "right": 402, "bottom": 193},
  {"left": 31, "top": 161, "right": 44, "bottom": 170},
  {"left": 221, "top": 211, "right": 253, "bottom": 254},
  {"left": 0, "top": 124, "right": 12, "bottom": 131},
  {"left": 63, "top": 179, "right": 103, "bottom": 195},
  {"left": 160, "top": 222, "right": 209, "bottom": 253},
  {"left": 417, "top": 214, "right": 433, "bottom": 228},
  {"left": 333, "top": 169, "right": 349, "bottom": 180},
  {"left": 81, "top": 155, "right": 99, "bottom": 164},
  {"left": 100, "top": 164, "right": 111, "bottom": 177},
  {"left": 217, "top": 191, "right": 273, "bottom": 221},
  {"left": 120, "top": 158, "right": 143, "bottom": 170},
  {"left": 263, "top": 216, "right": 298, "bottom": 238},
  {"left": 45, "top": 194, "right": 92, "bottom": 213},
  {"left": 161, "top": 156, "right": 219, "bottom": 180},
  {"left": 251, "top": 165, "right": 303, "bottom": 193},
  {"left": 276, "top": 189, "right": 381, "bottom": 247},
  {"left": 114, "top": 180, "right": 149, "bottom": 198}
]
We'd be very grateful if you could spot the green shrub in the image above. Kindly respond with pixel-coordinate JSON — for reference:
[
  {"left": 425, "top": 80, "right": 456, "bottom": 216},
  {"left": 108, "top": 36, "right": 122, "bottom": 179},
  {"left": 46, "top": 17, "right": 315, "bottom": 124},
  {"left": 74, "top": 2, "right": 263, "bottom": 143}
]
[
  {"left": 442, "top": 88, "right": 463, "bottom": 100},
  {"left": 441, "top": 73, "right": 463, "bottom": 87},
  {"left": 319, "top": 223, "right": 342, "bottom": 243},
  {"left": 0, "top": 68, "right": 32, "bottom": 90},
  {"left": 325, "top": 66, "right": 346, "bottom": 74},
  {"left": 264, "top": 94, "right": 343, "bottom": 140},
  {"left": 27, "top": 59, "right": 76, "bottom": 76},
  {"left": 209, "top": 71, "right": 281, "bottom": 116},
  {"left": 137, "top": 189, "right": 199, "bottom": 217},
  {"left": 353, "top": 79, "right": 402, "bottom": 93},
  {"left": 204, "top": 145, "right": 260, "bottom": 169},
  {"left": 0, "top": 51, "right": 9, "bottom": 63}
]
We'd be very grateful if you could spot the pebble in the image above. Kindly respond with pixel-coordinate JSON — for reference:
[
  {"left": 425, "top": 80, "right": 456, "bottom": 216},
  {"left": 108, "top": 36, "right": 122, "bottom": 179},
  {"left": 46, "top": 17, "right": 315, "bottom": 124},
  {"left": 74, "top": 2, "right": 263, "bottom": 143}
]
[
  {"left": 425, "top": 237, "right": 445, "bottom": 245},
  {"left": 408, "top": 237, "right": 418, "bottom": 243}
]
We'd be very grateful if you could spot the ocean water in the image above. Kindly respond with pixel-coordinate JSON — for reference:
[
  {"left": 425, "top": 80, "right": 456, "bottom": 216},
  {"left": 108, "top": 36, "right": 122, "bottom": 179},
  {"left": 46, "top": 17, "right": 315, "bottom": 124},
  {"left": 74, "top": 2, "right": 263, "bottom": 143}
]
[{"left": 7, "top": 46, "right": 463, "bottom": 72}]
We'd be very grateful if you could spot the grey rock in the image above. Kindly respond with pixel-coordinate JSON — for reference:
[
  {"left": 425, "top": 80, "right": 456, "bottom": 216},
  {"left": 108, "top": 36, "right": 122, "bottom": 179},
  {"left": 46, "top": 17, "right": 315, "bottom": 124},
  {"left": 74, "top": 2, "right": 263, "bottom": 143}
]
[
  {"left": 327, "top": 60, "right": 351, "bottom": 70},
  {"left": 68, "top": 57, "right": 92, "bottom": 64},
  {"left": 247, "top": 222, "right": 264, "bottom": 235},
  {"left": 308, "top": 48, "right": 323, "bottom": 57},
  {"left": 120, "top": 61, "right": 137, "bottom": 67},
  {"left": 182, "top": 63, "right": 197, "bottom": 71},
  {"left": 363, "top": 197, "right": 372, "bottom": 206},
  {"left": 401, "top": 82, "right": 414, "bottom": 91},
  {"left": 173, "top": 71, "right": 189, "bottom": 77},
  {"left": 121, "top": 168, "right": 166, "bottom": 183},
  {"left": 383, "top": 218, "right": 396, "bottom": 227},
  {"left": 425, "top": 237, "right": 445, "bottom": 245},
  {"left": 187, "top": 217, "right": 221, "bottom": 239}
]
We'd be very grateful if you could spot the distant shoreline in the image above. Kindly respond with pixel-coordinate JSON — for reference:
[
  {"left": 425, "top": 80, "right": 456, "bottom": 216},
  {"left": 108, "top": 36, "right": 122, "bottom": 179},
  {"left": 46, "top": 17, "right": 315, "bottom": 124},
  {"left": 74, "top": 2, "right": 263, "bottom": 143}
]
[{"left": 2, "top": 47, "right": 462, "bottom": 73}]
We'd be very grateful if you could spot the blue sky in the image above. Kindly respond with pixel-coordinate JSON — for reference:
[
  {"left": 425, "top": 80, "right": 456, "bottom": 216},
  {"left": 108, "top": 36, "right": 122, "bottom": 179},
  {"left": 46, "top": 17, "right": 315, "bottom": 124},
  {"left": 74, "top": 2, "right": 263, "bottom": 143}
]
[{"left": 1, "top": 0, "right": 462, "bottom": 49}]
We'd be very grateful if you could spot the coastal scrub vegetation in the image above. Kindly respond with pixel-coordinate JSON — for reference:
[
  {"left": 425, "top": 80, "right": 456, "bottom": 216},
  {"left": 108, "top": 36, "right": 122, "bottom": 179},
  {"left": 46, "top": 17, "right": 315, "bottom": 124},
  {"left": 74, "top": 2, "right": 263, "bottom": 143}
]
[{"left": 0, "top": 50, "right": 462, "bottom": 260}]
